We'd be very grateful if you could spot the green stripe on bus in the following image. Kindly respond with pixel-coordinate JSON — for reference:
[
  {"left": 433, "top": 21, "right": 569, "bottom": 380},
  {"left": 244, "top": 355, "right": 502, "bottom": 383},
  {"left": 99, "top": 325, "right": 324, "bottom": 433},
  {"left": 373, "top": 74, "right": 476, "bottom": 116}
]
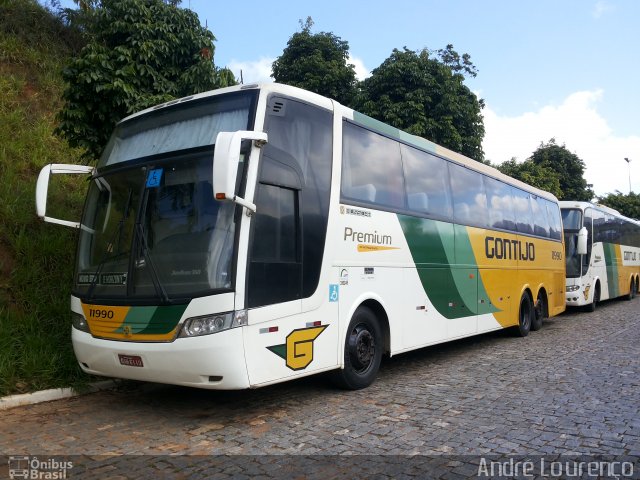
[
  {"left": 399, "top": 215, "right": 499, "bottom": 319},
  {"left": 114, "top": 304, "right": 187, "bottom": 335},
  {"left": 603, "top": 243, "right": 619, "bottom": 298}
]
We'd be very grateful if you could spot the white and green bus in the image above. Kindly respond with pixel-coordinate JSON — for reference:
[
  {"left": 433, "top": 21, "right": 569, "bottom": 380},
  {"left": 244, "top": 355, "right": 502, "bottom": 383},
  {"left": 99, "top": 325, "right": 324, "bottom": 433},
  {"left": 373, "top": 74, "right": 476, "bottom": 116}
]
[
  {"left": 37, "top": 83, "right": 565, "bottom": 390},
  {"left": 561, "top": 201, "right": 640, "bottom": 310}
]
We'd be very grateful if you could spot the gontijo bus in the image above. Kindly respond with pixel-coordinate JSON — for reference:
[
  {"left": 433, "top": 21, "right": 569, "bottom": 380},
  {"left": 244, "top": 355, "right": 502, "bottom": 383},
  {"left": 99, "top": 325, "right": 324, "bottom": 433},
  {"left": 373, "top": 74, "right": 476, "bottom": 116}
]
[
  {"left": 560, "top": 201, "right": 640, "bottom": 310},
  {"left": 36, "top": 83, "right": 565, "bottom": 390}
]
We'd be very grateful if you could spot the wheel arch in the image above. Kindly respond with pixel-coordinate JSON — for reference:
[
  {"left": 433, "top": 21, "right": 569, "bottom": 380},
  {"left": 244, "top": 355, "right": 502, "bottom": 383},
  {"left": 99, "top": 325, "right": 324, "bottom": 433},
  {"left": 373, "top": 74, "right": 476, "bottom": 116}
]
[
  {"left": 342, "top": 294, "right": 391, "bottom": 359},
  {"left": 359, "top": 299, "right": 391, "bottom": 357},
  {"left": 519, "top": 284, "right": 534, "bottom": 304},
  {"left": 534, "top": 285, "right": 549, "bottom": 316}
]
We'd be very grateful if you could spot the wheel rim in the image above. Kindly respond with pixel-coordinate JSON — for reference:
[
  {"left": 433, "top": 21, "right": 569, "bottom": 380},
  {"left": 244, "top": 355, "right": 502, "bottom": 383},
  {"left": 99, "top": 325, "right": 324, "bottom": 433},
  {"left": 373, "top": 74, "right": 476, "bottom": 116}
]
[{"left": 348, "top": 323, "right": 375, "bottom": 374}]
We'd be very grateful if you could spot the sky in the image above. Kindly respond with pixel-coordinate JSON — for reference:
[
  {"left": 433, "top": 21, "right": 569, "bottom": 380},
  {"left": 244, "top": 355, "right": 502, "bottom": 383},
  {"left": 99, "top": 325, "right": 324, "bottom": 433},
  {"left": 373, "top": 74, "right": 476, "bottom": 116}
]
[{"left": 54, "top": 0, "right": 640, "bottom": 196}]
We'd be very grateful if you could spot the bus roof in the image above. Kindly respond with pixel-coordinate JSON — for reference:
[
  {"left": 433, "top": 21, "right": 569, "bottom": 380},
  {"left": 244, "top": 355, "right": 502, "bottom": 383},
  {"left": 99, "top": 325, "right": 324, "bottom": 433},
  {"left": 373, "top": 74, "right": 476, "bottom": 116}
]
[
  {"left": 560, "top": 201, "right": 640, "bottom": 224},
  {"left": 120, "top": 83, "right": 559, "bottom": 203}
]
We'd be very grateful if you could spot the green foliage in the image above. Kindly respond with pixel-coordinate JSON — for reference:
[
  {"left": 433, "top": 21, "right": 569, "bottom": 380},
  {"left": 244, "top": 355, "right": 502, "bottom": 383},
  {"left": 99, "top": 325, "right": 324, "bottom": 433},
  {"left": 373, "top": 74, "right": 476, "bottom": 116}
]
[
  {"left": 272, "top": 17, "right": 358, "bottom": 106},
  {"left": 56, "top": 0, "right": 232, "bottom": 162},
  {"left": 497, "top": 158, "right": 563, "bottom": 198},
  {"left": 530, "top": 139, "right": 594, "bottom": 201},
  {"left": 355, "top": 47, "right": 485, "bottom": 161},
  {"left": 0, "top": 0, "right": 91, "bottom": 395},
  {"left": 597, "top": 191, "right": 640, "bottom": 220}
]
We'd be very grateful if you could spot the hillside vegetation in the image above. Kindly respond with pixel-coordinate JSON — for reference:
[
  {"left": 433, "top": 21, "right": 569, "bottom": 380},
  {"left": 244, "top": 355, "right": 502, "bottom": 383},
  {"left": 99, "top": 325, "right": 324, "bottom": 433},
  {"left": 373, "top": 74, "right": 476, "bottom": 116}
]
[{"left": 0, "top": 0, "right": 90, "bottom": 395}]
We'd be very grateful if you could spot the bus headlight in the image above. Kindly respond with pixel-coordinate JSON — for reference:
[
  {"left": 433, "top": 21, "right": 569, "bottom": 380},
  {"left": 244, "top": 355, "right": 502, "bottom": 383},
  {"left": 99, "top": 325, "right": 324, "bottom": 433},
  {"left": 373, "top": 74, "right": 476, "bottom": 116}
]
[
  {"left": 179, "top": 310, "right": 247, "bottom": 338},
  {"left": 566, "top": 285, "right": 580, "bottom": 292},
  {"left": 72, "top": 312, "right": 90, "bottom": 333}
]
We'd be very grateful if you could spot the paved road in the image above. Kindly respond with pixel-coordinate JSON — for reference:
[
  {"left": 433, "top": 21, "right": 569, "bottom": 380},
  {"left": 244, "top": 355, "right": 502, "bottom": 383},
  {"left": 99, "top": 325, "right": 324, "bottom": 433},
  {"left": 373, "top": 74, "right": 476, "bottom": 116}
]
[{"left": 1, "top": 298, "right": 639, "bottom": 477}]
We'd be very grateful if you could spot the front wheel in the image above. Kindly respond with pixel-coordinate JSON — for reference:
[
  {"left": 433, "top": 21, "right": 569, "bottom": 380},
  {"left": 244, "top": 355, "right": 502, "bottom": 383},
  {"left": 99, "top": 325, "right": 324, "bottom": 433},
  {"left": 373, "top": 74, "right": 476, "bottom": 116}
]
[
  {"left": 332, "top": 306, "right": 383, "bottom": 390},
  {"left": 586, "top": 284, "right": 600, "bottom": 312},
  {"left": 514, "top": 293, "right": 532, "bottom": 337}
]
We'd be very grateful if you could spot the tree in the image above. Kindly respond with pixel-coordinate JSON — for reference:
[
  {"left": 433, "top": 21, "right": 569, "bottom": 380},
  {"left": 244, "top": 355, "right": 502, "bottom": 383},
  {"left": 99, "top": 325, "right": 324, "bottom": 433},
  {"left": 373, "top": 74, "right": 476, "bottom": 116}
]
[
  {"left": 56, "top": 0, "right": 233, "bottom": 161},
  {"left": 354, "top": 47, "right": 485, "bottom": 161},
  {"left": 497, "top": 158, "right": 562, "bottom": 198},
  {"left": 530, "top": 139, "right": 594, "bottom": 201},
  {"left": 597, "top": 191, "right": 640, "bottom": 219},
  {"left": 272, "top": 17, "right": 357, "bottom": 106}
]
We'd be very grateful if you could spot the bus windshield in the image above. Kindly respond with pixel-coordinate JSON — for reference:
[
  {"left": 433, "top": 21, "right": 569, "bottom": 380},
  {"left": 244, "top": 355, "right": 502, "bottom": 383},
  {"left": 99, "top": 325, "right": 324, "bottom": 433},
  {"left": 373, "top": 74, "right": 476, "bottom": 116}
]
[
  {"left": 562, "top": 208, "right": 582, "bottom": 278},
  {"left": 75, "top": 91, "right": 257, "bottom": 302},
  {"left": 75, "top": 154, "right": 239, "bottom": 301}
]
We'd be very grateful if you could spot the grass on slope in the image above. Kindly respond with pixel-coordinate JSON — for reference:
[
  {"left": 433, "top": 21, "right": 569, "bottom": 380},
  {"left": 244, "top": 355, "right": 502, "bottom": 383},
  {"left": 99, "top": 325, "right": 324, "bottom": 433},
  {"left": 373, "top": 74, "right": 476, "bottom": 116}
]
[{"left": 0, "top": 0, "right": 91, "bottom": 395}]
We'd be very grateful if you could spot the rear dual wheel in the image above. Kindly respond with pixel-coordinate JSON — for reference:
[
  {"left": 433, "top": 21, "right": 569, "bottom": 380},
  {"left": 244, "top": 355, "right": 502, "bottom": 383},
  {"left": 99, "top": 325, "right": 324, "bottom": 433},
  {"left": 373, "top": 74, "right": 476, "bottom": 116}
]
[
  {"left": 625, "top": 279, "right": 637, "bottom": 301},
  {"left": 531, "top": 292, "right": 546, "bottom": 331},
  {"left": 515, "top": 293, "right": 533, "bottom": 337}
]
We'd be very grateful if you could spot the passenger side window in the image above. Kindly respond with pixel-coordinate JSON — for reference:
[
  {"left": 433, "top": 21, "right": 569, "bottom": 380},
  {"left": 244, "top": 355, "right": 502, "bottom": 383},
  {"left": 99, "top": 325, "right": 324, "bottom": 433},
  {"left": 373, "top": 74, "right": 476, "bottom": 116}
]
[
  {"left": 512, "top": 188, "right": 534, "bottom": 235},
  {"left": 545, "top": 201, "right": 562, "bottom": 240},
  {"left": 531, "top": 195, "right": 551, "bottom": 238},
  {"left": 341, "top": 122, "right": 405, "bottom": 210},
  {"left": 485, "top": 177, "right": 516, "bottom": 231},
  {"left": 449, "top": 162, "right": 488, "bottom": 227},
  {"left": 593, "top": 211, "right": 606, "bottom": 243},
  {"left": 400, "top": 144, "right": 452, "bottom": 219}
]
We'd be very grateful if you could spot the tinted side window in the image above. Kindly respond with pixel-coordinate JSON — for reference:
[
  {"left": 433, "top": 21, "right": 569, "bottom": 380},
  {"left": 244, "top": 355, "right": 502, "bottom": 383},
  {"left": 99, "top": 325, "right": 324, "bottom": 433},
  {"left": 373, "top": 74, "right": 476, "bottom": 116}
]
[
  {"left": 449, "top": 163, "right": 488, "bottom": 227},
  {"left": 264, "top": 97, "right": 332, "bottom": 299},
  {"left": 593, "top": 211, "right": 606, "bottom": 243},
  {"left": 400, "top": 144, "right": 452, "bottom": 219},
  {"left": 485, "top": 177, "right": 516, "bottom": 231},
  {"left": 251, "top": 184, "right": 298, "bottom": 262},
  {"left": 247, "top": 183, "right": 301, "bottom": 307},
  {"left": 546, "top": 201, "right": 563, "bottom": 240},
  {"left": 582, "top": 207, "right": 594, "bottom": 270},
  {"left": 512, "top": 188, "right": 534, "bottom": 235},
  {"left": 342, "top": 122, "right": 405, "bottom": 209},
  {"left": 531, "top": 195, "right": 551, "bottom": 238}
]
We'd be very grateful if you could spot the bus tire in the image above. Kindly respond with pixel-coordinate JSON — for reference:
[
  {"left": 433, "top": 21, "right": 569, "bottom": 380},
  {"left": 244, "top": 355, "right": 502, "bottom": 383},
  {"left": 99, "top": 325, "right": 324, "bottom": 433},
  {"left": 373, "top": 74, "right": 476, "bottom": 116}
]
[
  {"left": 586, "top": 283, "right": 600, "bottom": 312},
  {"left": 531, "top": 291, "right": 546, "bottom": 331},
  {"left": 332, "top": 306, "right": 382, "bottom": 390},
  {"left": 514, "top": 292, "right": 532, "bottom": 337},
  {"left": 625, "top": 279, "right": 636, "bottom": 301}
]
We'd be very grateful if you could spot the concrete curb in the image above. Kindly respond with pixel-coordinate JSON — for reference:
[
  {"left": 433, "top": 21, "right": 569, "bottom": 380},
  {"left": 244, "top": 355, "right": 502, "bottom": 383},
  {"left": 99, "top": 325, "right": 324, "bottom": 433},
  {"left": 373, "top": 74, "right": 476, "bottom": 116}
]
[{"left": 0, "top": 380, "right": 116, "bottom": 411}]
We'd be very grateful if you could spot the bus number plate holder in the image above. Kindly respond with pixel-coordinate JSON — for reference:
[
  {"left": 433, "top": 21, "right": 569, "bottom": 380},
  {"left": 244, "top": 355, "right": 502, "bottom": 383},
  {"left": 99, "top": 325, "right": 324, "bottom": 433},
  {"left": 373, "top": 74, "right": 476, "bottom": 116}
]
[{"left": 118, "top": 354, "right": 144, "bottom": 367}]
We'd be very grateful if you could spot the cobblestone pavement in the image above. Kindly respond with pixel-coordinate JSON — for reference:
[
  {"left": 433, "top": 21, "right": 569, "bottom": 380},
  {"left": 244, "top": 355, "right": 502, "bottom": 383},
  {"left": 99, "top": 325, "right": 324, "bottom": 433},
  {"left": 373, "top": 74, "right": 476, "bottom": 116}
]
[{"left": 1, "top": 298, "right": 639, "bottom": 477}]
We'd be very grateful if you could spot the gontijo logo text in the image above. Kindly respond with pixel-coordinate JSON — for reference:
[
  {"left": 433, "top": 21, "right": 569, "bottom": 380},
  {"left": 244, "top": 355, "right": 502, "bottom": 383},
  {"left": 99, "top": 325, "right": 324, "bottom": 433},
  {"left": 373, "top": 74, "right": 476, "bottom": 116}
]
[{"left": 485, "top": 236, "right": 535, "bottom": 261}]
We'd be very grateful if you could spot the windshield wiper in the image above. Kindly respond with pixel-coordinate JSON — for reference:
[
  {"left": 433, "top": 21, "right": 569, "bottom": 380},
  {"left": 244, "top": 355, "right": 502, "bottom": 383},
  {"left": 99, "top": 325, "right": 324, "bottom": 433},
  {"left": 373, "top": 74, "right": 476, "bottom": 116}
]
[
  {"left": 86, "top": 188, "right": 133, "bottom": 300},
  {"left": 133, "top": 222, "right": 169, "bottom": 304}
]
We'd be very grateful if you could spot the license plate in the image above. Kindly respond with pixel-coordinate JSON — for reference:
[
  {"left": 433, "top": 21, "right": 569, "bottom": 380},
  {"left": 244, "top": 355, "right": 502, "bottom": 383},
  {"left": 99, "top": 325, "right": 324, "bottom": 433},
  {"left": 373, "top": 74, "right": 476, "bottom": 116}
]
[{"left": 118, "top": 354, "right": 144, "bottom": 367}]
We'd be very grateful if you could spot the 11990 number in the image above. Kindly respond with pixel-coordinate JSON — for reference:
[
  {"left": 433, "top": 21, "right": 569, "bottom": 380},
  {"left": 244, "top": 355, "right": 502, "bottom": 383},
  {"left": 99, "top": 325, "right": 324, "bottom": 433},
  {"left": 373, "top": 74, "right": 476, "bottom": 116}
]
[{"left": 88, "top": 308, "right": 114, "bottom": 319}]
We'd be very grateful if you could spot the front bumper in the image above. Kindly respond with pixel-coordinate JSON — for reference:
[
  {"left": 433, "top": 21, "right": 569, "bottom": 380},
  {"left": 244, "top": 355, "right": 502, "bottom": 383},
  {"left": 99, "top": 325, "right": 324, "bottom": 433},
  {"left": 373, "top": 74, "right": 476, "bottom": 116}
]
[{"left": 72, "top": 326, "right": 250, "bottom": 389}]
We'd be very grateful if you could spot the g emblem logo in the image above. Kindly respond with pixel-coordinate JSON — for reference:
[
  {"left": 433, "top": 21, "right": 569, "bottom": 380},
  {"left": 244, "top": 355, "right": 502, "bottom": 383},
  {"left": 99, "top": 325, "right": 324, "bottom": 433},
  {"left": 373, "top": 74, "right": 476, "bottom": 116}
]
[
  {"left": 123, "top": 325, "right": 132, "bottom": 337},
  {"left": 267, "top": 325, "right": 328, "bottom": 371}
]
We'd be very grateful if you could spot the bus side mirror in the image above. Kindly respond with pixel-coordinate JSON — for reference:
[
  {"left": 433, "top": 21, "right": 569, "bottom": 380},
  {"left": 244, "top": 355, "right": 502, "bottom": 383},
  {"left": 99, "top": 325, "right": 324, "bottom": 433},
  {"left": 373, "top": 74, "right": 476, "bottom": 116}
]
[
  {"left": 577, "top": 226, "right": 588, "bottom": 255},
  {"left": 213, "top": 131, "right": 268, "bottom": 213},
  {"left": 36, "top": 163, "right": 94, "bottom": 228}
]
